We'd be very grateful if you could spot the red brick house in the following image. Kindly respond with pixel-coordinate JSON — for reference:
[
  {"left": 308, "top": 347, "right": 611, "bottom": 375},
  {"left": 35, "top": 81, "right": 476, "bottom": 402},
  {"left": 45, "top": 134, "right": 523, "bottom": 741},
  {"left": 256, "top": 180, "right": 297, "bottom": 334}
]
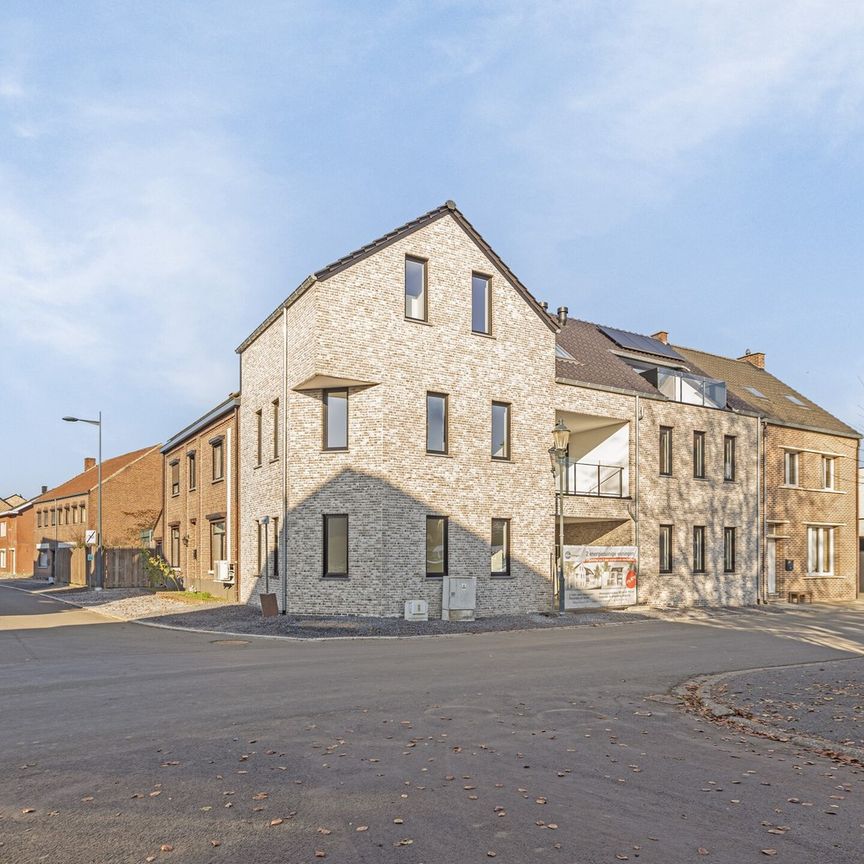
[{"left": 0, "top": 495, "right": 37, "bottom": 576}]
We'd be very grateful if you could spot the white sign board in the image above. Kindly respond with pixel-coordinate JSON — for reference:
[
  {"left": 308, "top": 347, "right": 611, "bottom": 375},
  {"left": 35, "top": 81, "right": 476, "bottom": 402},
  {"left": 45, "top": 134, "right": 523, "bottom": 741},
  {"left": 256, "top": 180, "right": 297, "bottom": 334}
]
[
  {"left": 85, "top": 529, "right": 97, "bottom": 545},
  {"left": 563, "top": 545, "right": 638, "bottom": 610}
]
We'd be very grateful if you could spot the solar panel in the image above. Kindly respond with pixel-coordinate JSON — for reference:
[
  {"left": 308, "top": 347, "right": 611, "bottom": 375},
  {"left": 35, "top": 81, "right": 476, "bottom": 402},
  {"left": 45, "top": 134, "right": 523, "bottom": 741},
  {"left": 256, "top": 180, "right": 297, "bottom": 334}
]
[{"left": 598, "top": 325, "right": 685, "bottom": 361}]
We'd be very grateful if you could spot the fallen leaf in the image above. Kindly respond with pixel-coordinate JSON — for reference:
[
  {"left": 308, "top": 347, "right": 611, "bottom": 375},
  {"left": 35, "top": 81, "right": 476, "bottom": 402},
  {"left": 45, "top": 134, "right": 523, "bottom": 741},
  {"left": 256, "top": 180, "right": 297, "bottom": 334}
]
[
  {"left": 160, "top": 844, "right": 174, "bottom": 852},
  {"left": 356, "top": 826, "right": 369, "bottom": 832},
  {"left": 21, "top": 808, "right": 35, "bottom": 814},
  {"left": 317, "top": 827, "right": 332, "bottom": 835},
  {"left": 761, "top": 852, "right": 778, "bottom": 858},
  {"left": 210, "top": 840, "right": 221, "bottom": 848},
  {"left": 270, "top": 818, "right": 284, "bottom": 826},
  {"left": 315, "top": 851, "right": 326, "bottom": 858}
]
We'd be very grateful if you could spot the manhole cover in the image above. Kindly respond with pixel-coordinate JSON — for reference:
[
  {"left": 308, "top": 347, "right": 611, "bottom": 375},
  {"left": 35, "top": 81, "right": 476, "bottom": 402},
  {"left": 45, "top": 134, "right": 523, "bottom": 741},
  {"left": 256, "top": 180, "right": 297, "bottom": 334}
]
[{"left": 210, "top": 639, "right": 250, "bottom": 646}]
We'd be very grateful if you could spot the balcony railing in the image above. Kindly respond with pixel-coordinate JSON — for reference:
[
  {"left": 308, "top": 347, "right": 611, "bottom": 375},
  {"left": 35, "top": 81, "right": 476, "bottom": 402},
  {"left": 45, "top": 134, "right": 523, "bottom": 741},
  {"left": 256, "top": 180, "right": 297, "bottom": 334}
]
[{"left": 560, "top": 461, "right": 625, "bottom": 497}]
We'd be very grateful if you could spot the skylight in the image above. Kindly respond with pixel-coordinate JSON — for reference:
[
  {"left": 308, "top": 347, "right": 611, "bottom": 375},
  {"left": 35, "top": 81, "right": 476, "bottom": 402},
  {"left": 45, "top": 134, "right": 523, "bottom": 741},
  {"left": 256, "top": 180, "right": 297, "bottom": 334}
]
[
  {"left": 785, "top": 394, "right": 807, "bottom": 407},
  {"left": 556, "top": 344, "right": 576, "bottom": 360},
  {"left": 744, "top": 385, "right": 767, "bottom": 399}
]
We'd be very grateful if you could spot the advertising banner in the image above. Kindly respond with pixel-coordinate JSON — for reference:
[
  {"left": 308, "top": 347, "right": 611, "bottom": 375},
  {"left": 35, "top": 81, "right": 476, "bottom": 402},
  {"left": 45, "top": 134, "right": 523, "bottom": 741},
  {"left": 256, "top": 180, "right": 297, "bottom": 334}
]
[{"left": 563, "top": 545, "right": 638, "bottom": 610}]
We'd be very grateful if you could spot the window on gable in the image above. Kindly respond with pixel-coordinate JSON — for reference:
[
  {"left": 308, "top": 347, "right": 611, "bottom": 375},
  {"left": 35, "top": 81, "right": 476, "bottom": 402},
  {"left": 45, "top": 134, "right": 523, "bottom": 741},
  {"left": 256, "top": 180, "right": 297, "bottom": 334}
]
[
  {"left": 324, "top": 388, "right": 348, "bottom": 450},
  {"left": 404, "top": 256, "right": 427, "bottom": 321},
  {"left": 426, "top": 392, "right": 448, "bottom": 454},
  {"left": 471, "top": 273, "right": 491, "bottom": 334},
  {"left": 491, "top": 402, "right": 510, "bottom": 460}
]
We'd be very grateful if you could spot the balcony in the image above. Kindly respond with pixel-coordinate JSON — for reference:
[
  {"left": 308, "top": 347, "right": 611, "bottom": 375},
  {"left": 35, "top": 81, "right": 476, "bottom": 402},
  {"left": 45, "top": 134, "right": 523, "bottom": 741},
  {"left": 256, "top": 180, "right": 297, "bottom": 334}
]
[
  {"left": 637, "top": 366, "right": 727, "bottom": 409},
  {"left": 562, "top": 461, "right": 625, "bottom": 498}
]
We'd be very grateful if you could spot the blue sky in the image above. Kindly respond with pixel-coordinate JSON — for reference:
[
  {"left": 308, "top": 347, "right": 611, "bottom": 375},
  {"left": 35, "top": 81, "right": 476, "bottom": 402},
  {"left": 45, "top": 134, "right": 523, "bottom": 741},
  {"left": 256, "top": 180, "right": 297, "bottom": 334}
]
[{"left": 2, "top": 1, "right": 863, "bottom": 496}]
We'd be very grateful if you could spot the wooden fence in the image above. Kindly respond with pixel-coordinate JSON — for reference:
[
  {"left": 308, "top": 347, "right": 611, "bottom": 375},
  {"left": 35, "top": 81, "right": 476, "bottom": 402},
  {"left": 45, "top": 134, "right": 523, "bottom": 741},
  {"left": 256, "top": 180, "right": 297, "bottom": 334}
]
[{"left": 55, "top": 547, "right": 149, "bottom": 588}]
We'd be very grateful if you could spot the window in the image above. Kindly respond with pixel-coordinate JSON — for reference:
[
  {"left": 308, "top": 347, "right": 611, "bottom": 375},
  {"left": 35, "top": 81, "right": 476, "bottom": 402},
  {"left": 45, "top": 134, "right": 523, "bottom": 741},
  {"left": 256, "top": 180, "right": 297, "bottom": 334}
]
[
  {"left": 807, "top": 526, "right": 834, "bottom": 575},
  {"left": 0, "top": 522, "right": 5, "bottom": 538},
  {"left": 38, "top": 551, "right": 50, "bottom": 569},
  {"left": 693, "top": 431, "right": 706, "bottom": 479},
  {"left": 188, "top": 452, "right": 197, "bottom": 491},
  {"left": 170, "top": 526, "right": 180, "bottom": 567},
  {"left": 37, "top": 511, "right": 42, "bottom": 528},
  {"left": 0, "top": 549, "right": 5, "bottom": 568},
  {"left": 170, "top": 460, "right": 180, "bottom": 496},
  {"left": 556, "top": 344, "right": 576, "bottom": 360},
  {"left": 257, "top": 520, "right": 265, "bottom": 574},
  {"left": 210, "top": 520, "right": 226, "bottom": 571},
  {"left": 659, "top": 525, "right": 673, "bottom": 573},
  {"left": 404, "top": 256, "right": 427, "bottom": 321},
  {"left": 72, "top": 506, "right": 77, "bottom": 525},
  {"left": 471, "top": 273, "right": 491, "bottom": 334},
  {"left": 51, "top": 508, "right": 56, "bottom": 527},
  {"left": 426, "top": 516, "right": 448, "bottom": 576},
  {"left": 212, "top": 439, "right": 224, "bottom": 481},
  {"left": 693, "top": 526, "right": 706, "bottom": 573},
  {"left": 784, "top": 451, "right": 799, "bottom": 486},
  {"left": 744, "top": 385, "right": 767, "bottom": 399},
  {"left": 272, "top": 516, "right": 279, "bottom": 577},
  {"left": 491, "top": 402, "right": 510, "bottom": 460},
  {"left": 64, "top": 507, "right": 70, "bottom": 525},
  {"left": 785, "top": 394, "right": 807, "bottom": 407},
  {"left": 821, "top": 456, "right": 835, "bottom": 490},
  {"left": 323, "top": 514, "right": 348, "bottom": 577},
  {"left": 323, "top": 388, "right": 349, "bottom": 450},
  {"left": 491, "top": 518, "right": 510, "bottom": 575},
  {"left": 724, "top": 436, "right": 736, "bottom": 482},
  {"left": 272, "top": 399, "right": 280, "bottom": 459},
  {"left": 80, "top": 504, "right": 86, "bottom": 524},
  {"left": 659, "top": 427, "right": 673, "bottom": 476},
  {"left": 723, "top": 527, "right": 736, "bottom": 573},
  {"left": 255, "top": 410, "right": 263, "bottom": 466},
  {"left": 426, "top": 392, "right": 448, "bottom": 454}
]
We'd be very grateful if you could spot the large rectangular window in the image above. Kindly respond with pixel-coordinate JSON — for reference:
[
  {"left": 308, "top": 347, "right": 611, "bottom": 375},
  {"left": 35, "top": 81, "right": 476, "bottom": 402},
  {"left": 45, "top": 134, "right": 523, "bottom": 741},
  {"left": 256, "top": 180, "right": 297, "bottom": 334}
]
[
  {"left": 210, "top": 520, "right": 226, "bottom": 571},
  {"left": 491, "top": 518, "right": 510, "bottom": 576},
  {"left": 784, "top": 451, "right": 799, "bottom": 486},
  {"left": 821, "top": 456, "right": 835, "bottom": 490},
  {"left": 693, "top": 526, "right": 706, "bottom": 573},
  {"left": 170, "top": 526, "right": 180, "bottom": 567},
  {"left": 471, "top": 273, "right": 491, "bottom": 334},
  {"left": 170, "top": 460, "right": 180, "bottom": 496},
  {"left": 323, "top": 514, "right": 348, "bottom": 577},
  {"left": 693, "top": 431, "right": 706, "bottom": 479},
  {"left": 807, "top": 526, "right": 834, "bottom": 575},
  {"left": 723, "top": 527, "right": 736, "bottom": 573},
  {"left": 491, "top": 402, "right": 510, "bottom": 460},
  {"left": 187, "top": 452, "right": 197, "bottom": 491},
  {"left": 405, "top": 256, "right": 427, "bottom": 321},
  {"left": 426, "top": 392, "right": 448, "bottom": 454},
  {"left": 723, "top": 436, "right": 736, "bottom": 482},
  {"left": 659, "top": 524, "right": 673, "bottom": 573},
  {"left": 659, "top": 427, "right": 673, "bottom": 476},
  {"left": 272, "top": 399, "right": 280, "bottom": 459},
  {"left": 324, "top": 388, "right": 348, "bottom": 450},
  {"left": 426, "top": 515, "right": 448, "bottom": 576}
]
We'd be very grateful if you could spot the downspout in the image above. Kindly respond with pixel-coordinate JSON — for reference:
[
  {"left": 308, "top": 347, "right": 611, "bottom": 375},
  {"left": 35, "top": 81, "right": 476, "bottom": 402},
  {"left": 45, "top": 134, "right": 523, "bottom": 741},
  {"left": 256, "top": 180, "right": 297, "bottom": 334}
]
[
  {"left": 634, "top": 395, "right": 641, "bottom": 597},
  {"left": 226, "top": 425, "right": 232, "bottom": 598},
  {"left": 281, "top": 306, "right": 288, "bottom": 614},
  {"left": 760, "top": 419, "right": 767, "bottom": 603}
]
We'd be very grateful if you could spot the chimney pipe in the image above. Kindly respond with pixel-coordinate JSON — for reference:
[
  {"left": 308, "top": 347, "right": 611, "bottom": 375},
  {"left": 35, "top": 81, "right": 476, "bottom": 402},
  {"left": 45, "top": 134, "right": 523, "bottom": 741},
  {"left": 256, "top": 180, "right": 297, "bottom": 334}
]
[
  {"left": 737, "top": 350, "right": 766, "bottom": 370},
  {"left": 557, "top": 306, "right": 568, "bottom": 327},
  {"left": 84, "top": 457, "right": 96, "bottom": 471},
  {"left": 41, "top": 485, "right": 48, "bottom": 494},
  {"left": 651, "top": 330, "right": 669, "bottom": 344},
  {"left": 540, "top": 301, "right": 549, "bottom": 311}
]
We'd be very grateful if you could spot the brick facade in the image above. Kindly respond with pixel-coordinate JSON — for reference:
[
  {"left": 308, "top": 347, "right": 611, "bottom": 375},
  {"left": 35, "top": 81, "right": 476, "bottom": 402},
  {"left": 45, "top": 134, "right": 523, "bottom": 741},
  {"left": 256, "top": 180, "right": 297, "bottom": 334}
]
[{"left": 0, "top": 502, "right": 36, "bottom": 576}]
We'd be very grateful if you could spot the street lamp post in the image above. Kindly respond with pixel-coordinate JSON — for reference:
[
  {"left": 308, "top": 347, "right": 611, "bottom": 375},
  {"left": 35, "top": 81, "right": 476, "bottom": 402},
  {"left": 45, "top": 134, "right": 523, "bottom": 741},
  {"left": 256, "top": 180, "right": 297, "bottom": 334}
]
[
  {"left": 62, "top": 412, "right": 103, "bottom": 590},
  {"left": 549, "top": 419, "right": 571, "bottom": 613}
]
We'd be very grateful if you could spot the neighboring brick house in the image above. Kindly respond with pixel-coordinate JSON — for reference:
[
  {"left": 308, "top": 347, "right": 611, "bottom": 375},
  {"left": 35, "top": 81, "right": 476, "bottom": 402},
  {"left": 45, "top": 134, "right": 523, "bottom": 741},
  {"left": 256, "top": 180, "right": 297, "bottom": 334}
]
[
  {"left": 554, "top": 321, "right": 761, "bottom": 607},
  {"left": 672, "top": 345, "right": 861, "bottom": 602},
  {"left": 31, "top": 445, "right": 162, "bottom": 582},
  {"left": 160, "top": 394, "right": 240, "bottom": 597},
  {"left": 0, "top": 495, "right": 37, "bottom": 576}
]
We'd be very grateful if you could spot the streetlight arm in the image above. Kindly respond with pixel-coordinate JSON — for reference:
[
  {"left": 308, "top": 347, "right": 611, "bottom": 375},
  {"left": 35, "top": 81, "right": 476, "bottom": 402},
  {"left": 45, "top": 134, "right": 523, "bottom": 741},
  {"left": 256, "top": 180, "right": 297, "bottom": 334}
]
[{"left": 63, "top": 416, "right": 101, "bottom": 426}]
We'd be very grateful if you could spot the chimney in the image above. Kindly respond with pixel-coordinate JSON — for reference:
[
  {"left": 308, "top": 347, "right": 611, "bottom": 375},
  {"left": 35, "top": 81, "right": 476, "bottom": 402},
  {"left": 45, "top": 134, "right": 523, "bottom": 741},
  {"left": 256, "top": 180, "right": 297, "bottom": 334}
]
[
  {"left": 652, "top": 330, "right": 669, "bottom": 344},
  {"left": 84, "top": 457, "right": 96, "bottom": 471},
  {"left": 737, "top": 350, "right": 765, "bottom": 370},
  {"left": 557, "top": 306, "right": 568, "bottom": 327},
  {"left": 540, "top": 301, "right": 549, "bottom": 311},
  {"left": 41, "top": 485, "right": 48, "bottom": 494}
]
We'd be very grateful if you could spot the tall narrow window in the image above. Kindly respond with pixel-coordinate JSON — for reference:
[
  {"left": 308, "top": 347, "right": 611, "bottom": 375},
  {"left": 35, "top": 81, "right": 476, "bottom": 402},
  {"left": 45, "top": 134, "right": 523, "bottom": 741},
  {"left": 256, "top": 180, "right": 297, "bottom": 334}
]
[
  {"left": 324, "top": 388, "right": 348, "bottom": 450},
  {"left": 491, "top": 402, "right": 510, "bottom": 460},
  {"left": 807, "top": 526, "right": 834, "bottom": 574},
  {"left": 426, "top": 392, "right": 448, "bottom": 454},
  {"left": 404, "top": 256, "right": 427, "bottom": 321},
  {"left": 723, "top": 527, "right": 736, "bottom": 573},
  {"left": 37, "top": 511, "right": 42, "bottom": 528},
  {"left": 51, "top": 508, "right": 56, "bottom": 527},
  {"left": 821, "top": 456, "right": 835, "bottom": 490},
  {"left": 784, "top": 451, "right": 799, "bottom": 486},
  {"left": 491, "top": 518, "right": 510, "bottom": 576},
  {"left": 723, "top": 436, "right": 736, "bottom": 481},
  {"left": 471, "top": 273, "right": 490, "bottom": 334},
  {"left": 323, "top": 514, "right": 348, "bottom": 577},
  {"left": 659, "top": 427, "right": 673, "bottom": 476},
  {"left": 72, "top": 506, "right": 77, "bottom": 524},
  {"left": 210, "top": 520, "right": 226, "bottom": 570},
  {"left": 693, "top": 526, "right": 706, "bottom": 573},
  {"left": 659, "top": 524, "right": 673, "bottom": 573},
  {"left": 170, "top": 460, "right": 180, "bottom": 496},
  {"left": 170, "top": 526, "right": 180, "bottom": 567},
  {"left": 187, "top": 452, "right": 197, "bottom": 491},
  {"left": 693, "top": 431, "right": 706, "bottom": 479},
  {"left": 212, "top": 439, "right": 224, "bottom": 481},
  {"left": 272, "top": 399, "right": 280, "bottom": 459},
  {"left": 80, "top": 504, "right": 86, "bottom": 524},
  {"left": 257, "top": 520, "right": 265, "bottom": 574},
  {"left": 255, "top": 410, "right": 263, "bottom": 466},
  {"left": 426, "top": 516, "right": 448, "bottom": 576},
  {"left": 272, "top": 516, "right": 279, "bottom": 577}
]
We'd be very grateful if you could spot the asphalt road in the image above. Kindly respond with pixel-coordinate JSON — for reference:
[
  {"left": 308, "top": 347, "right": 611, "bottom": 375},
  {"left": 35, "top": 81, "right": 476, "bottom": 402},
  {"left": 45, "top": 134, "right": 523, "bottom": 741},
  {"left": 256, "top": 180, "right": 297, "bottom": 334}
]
[{"left": 1, "top": 585, "right": 863, "bottom": 864}]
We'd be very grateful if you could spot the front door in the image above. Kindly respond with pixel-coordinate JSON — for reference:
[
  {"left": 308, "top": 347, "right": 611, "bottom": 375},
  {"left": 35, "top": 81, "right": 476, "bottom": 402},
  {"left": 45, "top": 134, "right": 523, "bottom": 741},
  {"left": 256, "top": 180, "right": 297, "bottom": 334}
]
[{"left": 766, "top": 539, "right": 777, "bottom": 595}]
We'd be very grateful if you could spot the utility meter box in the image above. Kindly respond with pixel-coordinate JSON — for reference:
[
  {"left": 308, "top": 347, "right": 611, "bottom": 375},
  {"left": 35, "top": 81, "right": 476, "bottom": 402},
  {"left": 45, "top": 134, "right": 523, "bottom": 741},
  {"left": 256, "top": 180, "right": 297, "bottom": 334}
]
[
  {"left": 404, "top": 599, "right": 429, "bottom": 621},
  {"left": 442, "top": 575, "right": 477, "bottom": 621}
]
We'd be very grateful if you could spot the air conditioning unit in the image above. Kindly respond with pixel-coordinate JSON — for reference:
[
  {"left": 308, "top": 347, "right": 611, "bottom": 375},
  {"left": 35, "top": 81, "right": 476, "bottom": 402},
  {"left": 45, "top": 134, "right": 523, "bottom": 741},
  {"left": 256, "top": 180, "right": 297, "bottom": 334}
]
[
  {"left": 214, "top": 560, "right": 234, "bottom": 583},
  {"left": 404, "top": 599, "right": 429, "bottom": 621},
  {"left": 442, "top": 575, "right": 477, "bottom": 622}
]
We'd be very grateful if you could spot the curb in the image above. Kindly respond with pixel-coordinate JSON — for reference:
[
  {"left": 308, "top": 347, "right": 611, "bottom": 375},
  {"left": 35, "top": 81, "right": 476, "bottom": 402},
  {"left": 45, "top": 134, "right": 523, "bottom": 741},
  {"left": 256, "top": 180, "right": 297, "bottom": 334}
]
[{"left": 675, "top": 660, "right": 864, "bottom": 765}]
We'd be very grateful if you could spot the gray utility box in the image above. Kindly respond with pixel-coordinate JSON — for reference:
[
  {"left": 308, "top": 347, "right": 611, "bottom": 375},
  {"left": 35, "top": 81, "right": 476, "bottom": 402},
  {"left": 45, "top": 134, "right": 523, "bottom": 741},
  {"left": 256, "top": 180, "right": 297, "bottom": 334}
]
[{"left": 442, "top": 575, "right": 477, "bottom": 622}]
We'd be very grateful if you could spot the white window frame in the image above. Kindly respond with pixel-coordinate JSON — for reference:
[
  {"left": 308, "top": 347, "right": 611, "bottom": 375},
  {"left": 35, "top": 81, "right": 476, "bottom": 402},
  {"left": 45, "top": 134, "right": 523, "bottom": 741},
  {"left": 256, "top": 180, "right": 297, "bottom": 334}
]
[
  {"left": 821, "top": 456, "right": 835, "bottom": 490},
  {"left": 784, "top": 451, "right": 799, "bottom": 486},
  {"left": 807, "top": 526, "right": 834, "bottom": 575},
  {"left": 0, "top": 549, "right": 6, "bottom": 568}
]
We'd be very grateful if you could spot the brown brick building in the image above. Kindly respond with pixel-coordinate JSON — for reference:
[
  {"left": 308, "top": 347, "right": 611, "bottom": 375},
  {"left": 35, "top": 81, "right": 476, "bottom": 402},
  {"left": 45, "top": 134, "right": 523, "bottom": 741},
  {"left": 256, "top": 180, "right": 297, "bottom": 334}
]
[
  {"left": 160, "top": 395, "right": 240, "bottom": 596},
  {"left": 674, "top": 345, "right": 860, "bottom": 602},
  {"left": 32, "top": 446, "right": 162, "bottom": 582},
  {"left": 0, "top": 495, "right": 37, "bottom": 576}
]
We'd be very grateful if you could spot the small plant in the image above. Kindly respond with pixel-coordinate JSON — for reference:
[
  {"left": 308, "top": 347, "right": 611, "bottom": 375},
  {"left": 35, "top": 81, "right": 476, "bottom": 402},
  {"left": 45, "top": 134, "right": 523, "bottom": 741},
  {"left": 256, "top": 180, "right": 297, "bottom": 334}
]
[{"left": 141, "top": 548, "right": 183, "bottom": 591}]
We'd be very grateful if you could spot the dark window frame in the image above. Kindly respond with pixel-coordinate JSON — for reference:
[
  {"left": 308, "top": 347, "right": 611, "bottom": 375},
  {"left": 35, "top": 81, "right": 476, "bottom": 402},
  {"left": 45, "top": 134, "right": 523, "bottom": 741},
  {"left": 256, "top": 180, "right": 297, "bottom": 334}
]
[
  {"left": 659, "top": 524, "right": 673, "bottom": 573},
  {"left": 426, "top": 515, "right": 448, "bottom": 578},
  {"left": 491, "top": 401, "right": 511, "bottom": 461},
  {"left": 209, "top": 520, "right": 226, "bottom": 571},
  {"left": 723, "top": 435, "right": 736, "bottom": 482},
  {"left": 170, "top": 525, "right": 180, "bottom": 568},
  {"left": 187, "top": 451, "right": 197, "bottom": 491},
  {"left": 471, "top": 271, "right": 492, "bottom": 335},
  {"left": 491, "top": 517, "right": 511, "bottom": 577},
  {"left": 323, "top": 388, "right": 349, "bottom": 451},
  {"left": 426, "top": 392, "right": 449, "bottom": 455},
  {"left": 323, "top": 514, "right": 349, "bottom": 578},
  {"left": 723, "top": 526, "right": 736, "bottom": 573},
  {"left": 659, "top": 426, "right": 673, "bottom": 476},
  {"left": 272, "top": 399, "right": 280, "bottom": 460},
  {"left": 404, "top": 255, "right": 429, "bottom": 322},
  {"left": 255, "top": 409, "right": 263, "bottom": 466},
  {"left": 693, "top": 431, "right": 706, "bottom": 479},
  {"left": 693, "top": 525, "right": 706, "bottom": 573},
  {"left": 212, "top": 439, "right": 224, "bottom": 482}
]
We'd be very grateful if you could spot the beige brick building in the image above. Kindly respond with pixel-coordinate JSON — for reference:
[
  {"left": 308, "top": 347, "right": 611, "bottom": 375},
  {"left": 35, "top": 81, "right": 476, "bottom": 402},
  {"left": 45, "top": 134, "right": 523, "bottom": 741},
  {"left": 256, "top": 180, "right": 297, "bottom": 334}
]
[{"left": 160, "top": 395, "right": 240, "bottom": 596}]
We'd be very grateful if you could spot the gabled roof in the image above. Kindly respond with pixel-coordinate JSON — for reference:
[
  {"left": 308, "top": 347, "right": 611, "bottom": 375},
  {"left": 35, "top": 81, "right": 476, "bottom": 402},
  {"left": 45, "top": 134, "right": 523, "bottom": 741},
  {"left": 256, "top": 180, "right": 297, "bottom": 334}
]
[
  {"left": 161, "top": 393, "right": 240, "bottom": 454},
  {"left": 0, "top": 495, "right": 36, "bottom": 516},
  {"left": 236, "top": 200, "right": 557, "bottom": 353},
  {"left": 2, "top": 493, "right": 27, "bottom": 508},
  {"left": 32, "top": 445, "right": 161, "bottom": 505},
  {"left": 672, "top": 345, "right": 861, "bottom": 439}
]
